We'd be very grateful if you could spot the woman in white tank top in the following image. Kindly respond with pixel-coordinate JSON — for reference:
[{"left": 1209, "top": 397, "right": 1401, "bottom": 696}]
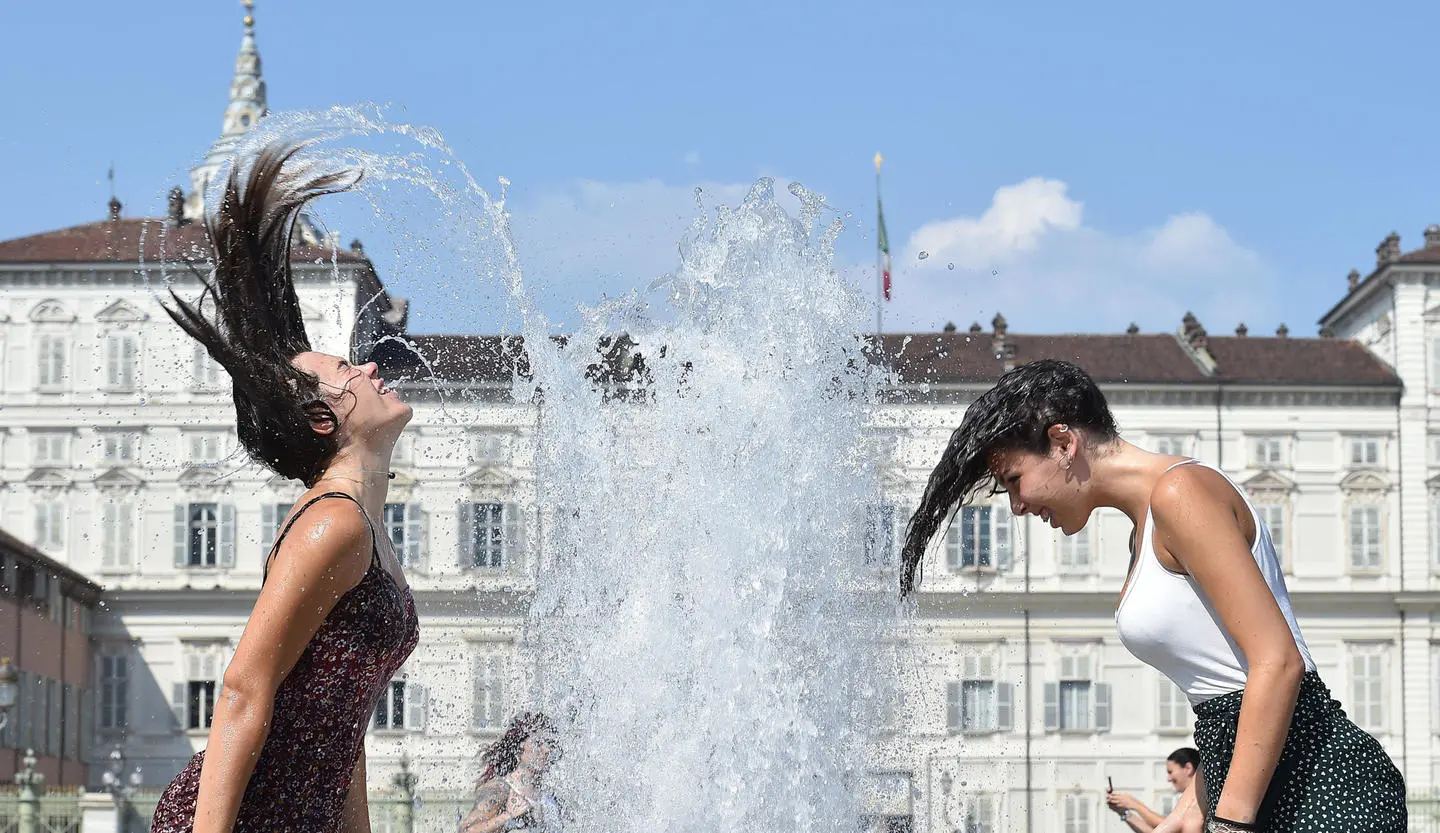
[{"left": 899, "top": 359, "right": 1405, "bottom": 833}]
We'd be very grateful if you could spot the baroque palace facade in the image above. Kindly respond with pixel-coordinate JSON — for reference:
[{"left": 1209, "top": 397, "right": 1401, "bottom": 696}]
[{"left": 5, "top": 7, "right": 1440, "bottom": 833}]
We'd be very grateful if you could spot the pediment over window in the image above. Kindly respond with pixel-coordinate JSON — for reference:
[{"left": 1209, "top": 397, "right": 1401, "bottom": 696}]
[
  {"left": 300, "top": 304, "right": 324, "bottom": 321},
  {"left": 29, "top": 299, "right": 75, "bottom": 323},
  {"left": 1425, "top": 472, "right": 1440, "bottom": 492},
  {"left": 386, "top": 470, "right": 418, "bottom": 501},
  {"left": 95, "top": 299, "right": 149, "bottom": 323},
  {"left": 25, "top": 468, "right": 72, "bottom": 488},
  {"left": 878, "top": 467, "right": 908, "bottom": 496},
  {"left": 1340, "top": 470, "right": 1391, "bottom": 494},
  {"left": 178, "top": 465, "right": 224, "bottom": 486},
  {"left": 264, "top": 473, "right": 304, "bottom": 494},
  {"left": 94, "top": 468, "right": 144, "bottom": 489},
  {"left": 461, "top": 465, "right": 516, "bottom": 490},
  {"left": 1243, "top": 470, "right": 1295, "bottom": 499}
]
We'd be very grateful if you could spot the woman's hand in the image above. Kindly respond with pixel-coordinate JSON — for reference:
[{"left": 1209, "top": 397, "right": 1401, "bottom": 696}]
[
  {"left": 1107, "top": 791, "right": 1143, "bottom": 812},
  {"left": 459, "top": 781, "right": 531, "bottom": 833}
]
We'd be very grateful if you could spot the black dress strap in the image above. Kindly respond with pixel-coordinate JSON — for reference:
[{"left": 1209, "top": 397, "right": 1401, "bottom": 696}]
[{"left": 263, "top": 491, "right": 380, "bottom": 582}]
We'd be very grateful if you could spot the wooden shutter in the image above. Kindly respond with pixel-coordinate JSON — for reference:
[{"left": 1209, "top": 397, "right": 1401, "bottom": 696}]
[{"left": 174, "top": 505, "right": 189, "bottom": 568}]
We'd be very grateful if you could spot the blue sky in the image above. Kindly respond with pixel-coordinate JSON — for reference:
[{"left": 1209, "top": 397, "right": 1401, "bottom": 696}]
[{"left": 2, "top": 0, "right": 1439, "bottom": 336}]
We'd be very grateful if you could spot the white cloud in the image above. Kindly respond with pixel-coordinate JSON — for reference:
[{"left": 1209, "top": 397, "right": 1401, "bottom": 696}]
[
  {"left": 882, "top": 179, "right": 1278, "bottom": 336},
  {"left": 908, "top": 177, "right": 1083, "bottom": 268},
  {"left": 431, "top": 173, "right": 1276, "bottom": 339}
]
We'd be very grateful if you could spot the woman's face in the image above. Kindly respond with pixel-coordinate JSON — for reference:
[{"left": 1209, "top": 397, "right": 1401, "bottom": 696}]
[
  {"left": 293, "top": 352, "right": 412, "bottom": 444},
  {"left": 988, "top": 433, "right": 1090, "bottom": 535},
  {"left": 1165, "top": 760, "right": 1195, "bottom": 792},
  {"left": 519, "top": 736, "right": 552, "bottom": 773}
]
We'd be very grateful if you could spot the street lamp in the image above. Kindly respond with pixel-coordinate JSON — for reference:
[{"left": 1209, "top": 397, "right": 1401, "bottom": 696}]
[
  {"left": 0, "top": 657, "right": 18, "bottom": 734},
  {"left": 101, "top": 745, "right": 143, "bottom": 807}
]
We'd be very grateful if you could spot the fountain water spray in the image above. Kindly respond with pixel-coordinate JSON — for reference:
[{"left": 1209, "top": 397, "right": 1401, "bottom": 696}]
[{"left": 160, "top": 108, "right": 900, "bottom": 832}]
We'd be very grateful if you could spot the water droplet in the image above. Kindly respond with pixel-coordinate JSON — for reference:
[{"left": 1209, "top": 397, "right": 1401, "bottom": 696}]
[
  {"left": 991, "top": 269, "right": 998, "bottom": 277},
  {"left": 917, "top": 251, "right": 929, "bottom": 261},
  {"left": 947, "top": 263, "right": 955, "bottom": 271}
]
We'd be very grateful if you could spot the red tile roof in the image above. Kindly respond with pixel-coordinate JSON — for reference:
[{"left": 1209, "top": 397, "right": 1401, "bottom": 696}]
[
  {"left": 879, "top": 332, "right": 1397, "bottom": 387},
  {"left": 0, "top": 217, "right": 366, "bottom": 264},
  {"left": 372, "top": 331, "right": 1400, "bottom": 389}
]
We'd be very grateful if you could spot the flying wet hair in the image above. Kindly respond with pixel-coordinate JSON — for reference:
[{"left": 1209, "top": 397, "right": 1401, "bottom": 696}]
[
  {"left": 163, "top": 142, "right": 360, "bottom": 487},
  {"left": 477, "top": 711, "right": 556, "bottom": 786},
  {"left": 899, "top": 359, "right": 1118, "bottom": 595}
]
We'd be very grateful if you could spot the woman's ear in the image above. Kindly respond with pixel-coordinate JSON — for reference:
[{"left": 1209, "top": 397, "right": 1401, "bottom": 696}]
[
  {"left": 306, "top": 403, "right": 338, "bottom": 437},
  {"left": 1047, "top": 423, "right": 1074, "bottom": 457}
]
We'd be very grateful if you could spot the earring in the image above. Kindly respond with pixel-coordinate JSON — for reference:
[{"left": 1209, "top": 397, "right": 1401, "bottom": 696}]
[{"left": 1062, "top": 456, "right": 1073, "bottom": 471}]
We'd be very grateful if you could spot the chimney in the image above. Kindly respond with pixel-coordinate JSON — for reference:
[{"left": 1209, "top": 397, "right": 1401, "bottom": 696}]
[
  {"left": 991, "top": 312, "right": 1009, "bottom": 355},
  {"left": 1347, "top": 269, "right": 1361, "bottom": 292},
  {"left": 1276, "top": 323, "right": 1289, "bottom": 339},
  {"left": 942, "top": 321, "right": 957, "bottom": 333},
  {"left": 1426, "top": 225, "right": 1440, "bottom": 250},
  {"left": 350, "top": 238, "right": 365, "bottom": 254},
  {"left": 968, "top": 322, "right": 983, "bottom": 334},
  {"left": 1320, "top": 326, "right": 1335, "bottom": 338},
  {"left": 108, "top": 196, "right": 122, "bottom": 222},
  {"left": 1376, "top": 232, "right": 1401, "bottom": 266},
  {"left": 1176, "top": 312, "right": 1217, "bottom": 375},
  {"left": 1235, "top": 322, "right": 1248, "bottom": 337},
  {"left": 1126, "top": 323, "right": 1139, "bottom": 335},
  {"left": 167, "top": 187, "right": 185, "bottom": 224},
  {"left": 1181, "top": 311, "right": 1208, "bottom": 350}
]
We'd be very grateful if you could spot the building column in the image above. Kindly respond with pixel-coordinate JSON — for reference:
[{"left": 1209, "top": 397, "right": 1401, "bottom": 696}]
[{"left": 1400, "top": 604, "right": 1434, "bottom": 789}]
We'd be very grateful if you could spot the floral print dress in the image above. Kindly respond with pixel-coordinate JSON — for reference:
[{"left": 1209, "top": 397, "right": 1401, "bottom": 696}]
[{"left": 151, "top": 492, "right": 419, "bottom": 833}]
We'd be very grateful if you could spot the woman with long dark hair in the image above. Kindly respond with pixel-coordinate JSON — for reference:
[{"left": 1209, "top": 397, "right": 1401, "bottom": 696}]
[
  {"left": 899, "top": 359, "right": 1405, "bottom": 833},
  {"left": 459, "top": 712, "right": 560, "bottom": 833},
  {"left": 150, "top": 143, "right": 418, "bottom": 833}
]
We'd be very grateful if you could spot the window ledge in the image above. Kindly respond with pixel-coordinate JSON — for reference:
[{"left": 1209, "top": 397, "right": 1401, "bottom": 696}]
[{"left": 1155, "top": 727, "right": 1193, "bottom": 736}]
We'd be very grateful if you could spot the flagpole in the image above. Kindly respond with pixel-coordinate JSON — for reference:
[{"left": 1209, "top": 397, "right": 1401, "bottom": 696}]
[{"left": 874, "top": 152, "right": 884, "bottom": 338}]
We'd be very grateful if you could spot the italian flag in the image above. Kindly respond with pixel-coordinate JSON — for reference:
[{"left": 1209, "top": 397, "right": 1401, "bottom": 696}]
[{"left": 876, "top": 152, "right": 892, "bottom": 301}]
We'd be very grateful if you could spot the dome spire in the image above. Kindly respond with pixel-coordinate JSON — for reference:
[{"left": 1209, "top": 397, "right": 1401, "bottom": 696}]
[{"left": 183, "top": 0, "right": 269, "bottom": 221}]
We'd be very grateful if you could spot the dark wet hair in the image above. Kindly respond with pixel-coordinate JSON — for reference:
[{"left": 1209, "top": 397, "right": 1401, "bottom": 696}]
[
  {"left": 477, "top": 711, "right": 556, "bottom": 785},
  {"left": 163, "top": 143, "right": 358, "bottom": 487},
  {"left": 899, "top": 359, "right": 1119, "bottom": 594},
  {"left": 1168, "top": 747, "right": 1200, "bottom": 771}
]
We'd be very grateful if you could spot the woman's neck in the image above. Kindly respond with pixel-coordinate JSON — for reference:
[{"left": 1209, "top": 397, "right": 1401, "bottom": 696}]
[
  {"left": 313, "top": 449, "right": 391, "bottom": 519},
  {"left": 1083, "top": 439, "right": 1181, "bottom": 526}
]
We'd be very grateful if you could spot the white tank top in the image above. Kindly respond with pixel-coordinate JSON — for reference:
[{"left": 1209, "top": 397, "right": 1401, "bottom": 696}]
[{"left": 1114, "top": 459, "right": 1315, "bottom": 705}]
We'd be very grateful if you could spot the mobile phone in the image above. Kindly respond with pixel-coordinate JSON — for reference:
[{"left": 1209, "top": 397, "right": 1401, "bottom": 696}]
[{"left": 1107, "top": 777, "right": 1114, "bottom": 792}]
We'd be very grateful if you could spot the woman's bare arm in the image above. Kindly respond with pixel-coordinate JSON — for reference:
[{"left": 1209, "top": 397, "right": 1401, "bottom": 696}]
[
  {"left": 1152, "top": 468, "right": 1305, "bottom": 826},
  {"left": 192, "top": 501, "right": 372, "bottom": 833},
  {"left": 459, "top": 780, "right": 526, "bottom": 833}
]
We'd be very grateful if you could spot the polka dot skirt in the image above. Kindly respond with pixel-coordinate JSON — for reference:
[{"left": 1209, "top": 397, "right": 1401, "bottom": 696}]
[{"left": 1193, "top": 671, "right": 1407, "bottom": 832}]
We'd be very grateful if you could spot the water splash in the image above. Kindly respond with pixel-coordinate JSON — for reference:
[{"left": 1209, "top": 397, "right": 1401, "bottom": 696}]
[
  {"left": 152, "top": 106, "right": 898, "bottom": 831},
  {"left": 522, "top": 178, "right": 893, "bottom": 832}
]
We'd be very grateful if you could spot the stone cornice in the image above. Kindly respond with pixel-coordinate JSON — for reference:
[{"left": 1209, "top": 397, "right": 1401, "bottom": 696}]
[
  {"left": 0, "top": 262, "right": 360, "bottom": 286},
  {"left": 98, "top": 587, "right": 533, "bottom": 617},
  {"left": 912, "top": 590, "right": 1427, "bottom": 618}
]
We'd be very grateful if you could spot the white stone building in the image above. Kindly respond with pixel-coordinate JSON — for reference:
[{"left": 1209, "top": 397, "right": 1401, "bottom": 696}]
[{"left": 3, "top": 6, "right": 1440, "bottom": 832}]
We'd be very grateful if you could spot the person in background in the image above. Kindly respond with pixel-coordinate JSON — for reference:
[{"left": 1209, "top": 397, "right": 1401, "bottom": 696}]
[
  {"left": 460, "top": 712, "right": 562, "bottom": 832},
  {"left": 1108, "top": 748, "right": 1202, "bottom": 832}
]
